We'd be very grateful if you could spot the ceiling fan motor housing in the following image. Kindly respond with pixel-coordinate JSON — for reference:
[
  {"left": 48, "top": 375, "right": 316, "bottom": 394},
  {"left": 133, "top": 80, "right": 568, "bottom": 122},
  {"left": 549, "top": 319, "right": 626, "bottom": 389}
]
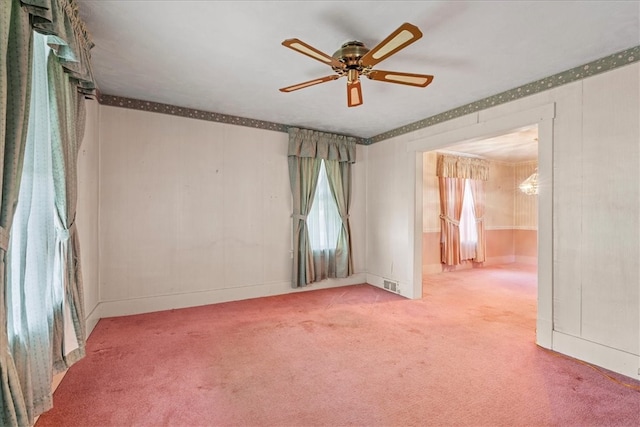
[{"left": 332, "top": 41, "right": 371, "bottom": 80}]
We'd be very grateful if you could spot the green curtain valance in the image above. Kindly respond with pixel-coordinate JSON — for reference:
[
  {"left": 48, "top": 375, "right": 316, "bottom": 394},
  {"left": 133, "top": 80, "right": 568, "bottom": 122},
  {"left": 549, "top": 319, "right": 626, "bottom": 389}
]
[
  {"left": 21, "top": 0, "right": 95, "bottom": 94},
  {"left": 436, "top": 153, "right": 489, "bottom": 181},
  {"left": 288, "top": 127, "right": 356, "bottom": 163}
]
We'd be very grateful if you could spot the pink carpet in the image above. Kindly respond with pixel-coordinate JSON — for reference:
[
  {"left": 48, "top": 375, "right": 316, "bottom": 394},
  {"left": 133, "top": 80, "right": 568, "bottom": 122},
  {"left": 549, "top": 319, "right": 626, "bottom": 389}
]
[{"left": 36, "top": 264, "right": 639, "bottom": 426}]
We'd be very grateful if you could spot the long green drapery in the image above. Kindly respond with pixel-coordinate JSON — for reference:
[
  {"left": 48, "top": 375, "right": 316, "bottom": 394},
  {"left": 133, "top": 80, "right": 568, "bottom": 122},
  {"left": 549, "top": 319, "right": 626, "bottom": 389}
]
[
  {"left": 0, "top": 2, "right": 34, "bottom": 425},
  {"left": 7, "top": 32, "right": 59, "bottom": 423},
  {"left": 1, "top": 1, "right": 95, "bottom": 425},
  {"left": 287, "top": 128, "right": 356, "bottom": 287}
]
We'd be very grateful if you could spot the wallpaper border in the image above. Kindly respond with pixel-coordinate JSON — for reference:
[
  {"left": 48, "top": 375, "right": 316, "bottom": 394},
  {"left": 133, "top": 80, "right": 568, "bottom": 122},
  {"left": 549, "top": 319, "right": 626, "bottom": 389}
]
[
  {"left": 98, "top": 94, "right": 290, "bottom": 133},
  {"left": 98, "top": 45, "right": 638, "bottom": 145}
]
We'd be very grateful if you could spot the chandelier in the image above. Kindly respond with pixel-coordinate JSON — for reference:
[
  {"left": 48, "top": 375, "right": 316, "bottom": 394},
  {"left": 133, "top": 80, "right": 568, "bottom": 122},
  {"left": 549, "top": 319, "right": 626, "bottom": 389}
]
[{"left": 519, "top": 168, "right": 538, "bottom": 195}]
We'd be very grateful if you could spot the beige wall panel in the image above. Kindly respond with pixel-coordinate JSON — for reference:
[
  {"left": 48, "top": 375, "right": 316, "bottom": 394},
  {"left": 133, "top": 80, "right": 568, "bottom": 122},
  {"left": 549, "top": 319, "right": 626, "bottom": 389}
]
[
  {"left": 485, "top": 161, "right": 515, "bottom": 228},
  {"left": 580, "top": 64, "right": 639, "bottom": 355},
  {"left": 550, "top": 80, "right": 585, "bottom": 337},
  {"left": 366, "top": 136, "right": 414, "bottom": 288},
  {"left": 514, "top": 161, "right": 538, "bottom": 229},
  {"left": 422, "top": 151, "right": 440, "bottom": 232}
]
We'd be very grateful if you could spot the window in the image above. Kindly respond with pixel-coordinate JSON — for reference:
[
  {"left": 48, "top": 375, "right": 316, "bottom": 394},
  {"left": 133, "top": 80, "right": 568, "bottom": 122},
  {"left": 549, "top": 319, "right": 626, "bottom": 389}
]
[
  {"left": 459, "top": 179, "right": 478, "bottom": 261},
  {"left": 307, "top": 160, "right": 341, "bottom": 252}
]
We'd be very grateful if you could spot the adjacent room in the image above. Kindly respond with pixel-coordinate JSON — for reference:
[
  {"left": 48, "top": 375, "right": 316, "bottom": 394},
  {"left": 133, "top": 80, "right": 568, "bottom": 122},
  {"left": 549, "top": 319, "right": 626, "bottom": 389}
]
[{"left": 2, "top": 1, "right": 639, "bottom": 426}]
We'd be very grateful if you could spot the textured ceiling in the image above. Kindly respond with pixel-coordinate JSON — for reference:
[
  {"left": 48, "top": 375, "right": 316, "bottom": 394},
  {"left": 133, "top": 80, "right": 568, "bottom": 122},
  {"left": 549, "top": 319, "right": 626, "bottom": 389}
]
[
  {"left": 77, "top": 1, "right": 639, "bottom": 140},
  {"left": 440, "top": 125, "right": 539, "bottom": 163}
]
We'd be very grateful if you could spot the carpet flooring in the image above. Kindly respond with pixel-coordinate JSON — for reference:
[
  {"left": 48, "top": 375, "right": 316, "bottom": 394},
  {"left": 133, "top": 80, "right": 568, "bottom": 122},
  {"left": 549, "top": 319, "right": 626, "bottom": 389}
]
[{"left": 36, "top": 263, "right": 640, "bottom": 426}]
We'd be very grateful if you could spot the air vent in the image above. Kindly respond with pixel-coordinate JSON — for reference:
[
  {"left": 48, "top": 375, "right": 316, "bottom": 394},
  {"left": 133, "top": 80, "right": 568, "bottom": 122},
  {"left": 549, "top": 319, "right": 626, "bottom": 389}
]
[{"left": 383, "top": 279, "right": 398, "bottom": 293}]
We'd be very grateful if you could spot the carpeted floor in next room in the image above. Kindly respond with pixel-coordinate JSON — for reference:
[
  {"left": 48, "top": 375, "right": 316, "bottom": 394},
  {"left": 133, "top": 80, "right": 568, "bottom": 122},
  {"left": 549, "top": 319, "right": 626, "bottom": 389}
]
[{"left": 36, "top": 263, "right": 640, "bottom": 427}]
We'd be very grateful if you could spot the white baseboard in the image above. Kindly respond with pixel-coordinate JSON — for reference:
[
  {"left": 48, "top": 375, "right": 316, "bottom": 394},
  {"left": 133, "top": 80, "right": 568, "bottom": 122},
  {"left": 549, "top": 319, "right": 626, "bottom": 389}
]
[
  {"left": 90, "top": 274, "right": 367, "bottom": 319},
  {"left": 552, "top": 331, "right": 640, "bottom": 380}
]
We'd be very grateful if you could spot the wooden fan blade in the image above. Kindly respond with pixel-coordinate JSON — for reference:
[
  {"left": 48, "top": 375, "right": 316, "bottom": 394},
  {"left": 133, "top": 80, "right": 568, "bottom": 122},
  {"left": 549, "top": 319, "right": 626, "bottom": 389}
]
[
  {"left": 282, "top": 38, "right": 344, "bottom": 69},
  {"left": 279, "top": 75, "right": 340, "bottom": 92},
  {"left": 347, "top": 80, "right": 363, "bottom": 107},
  {"left": 360, "top": 23, "right": 423, "bottom": 68},
  {"left": 367, "top": 70, "right": 434, "bottom": 87}
]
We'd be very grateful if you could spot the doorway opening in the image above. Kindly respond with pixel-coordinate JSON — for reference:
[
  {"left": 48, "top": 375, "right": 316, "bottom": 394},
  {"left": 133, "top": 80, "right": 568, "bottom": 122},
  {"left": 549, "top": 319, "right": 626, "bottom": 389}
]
[
  {"left": 410, "top": 103, "right": 554, "bottom": 348},
  {"left": 421, "top": 125, "right": 539, "bottom": 339}
]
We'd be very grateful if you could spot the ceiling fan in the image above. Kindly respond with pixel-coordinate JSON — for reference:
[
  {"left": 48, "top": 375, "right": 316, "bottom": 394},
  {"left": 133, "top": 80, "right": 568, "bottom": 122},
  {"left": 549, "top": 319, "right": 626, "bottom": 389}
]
[{"left": 279, "top": 22, "right": 434, "bottom": 108}]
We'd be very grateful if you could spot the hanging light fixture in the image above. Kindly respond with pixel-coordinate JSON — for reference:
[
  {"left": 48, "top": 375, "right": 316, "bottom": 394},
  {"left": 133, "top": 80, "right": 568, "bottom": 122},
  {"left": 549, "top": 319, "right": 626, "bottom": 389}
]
[{"left": 519, "top": 168, "right": 538, "bottom": 195}]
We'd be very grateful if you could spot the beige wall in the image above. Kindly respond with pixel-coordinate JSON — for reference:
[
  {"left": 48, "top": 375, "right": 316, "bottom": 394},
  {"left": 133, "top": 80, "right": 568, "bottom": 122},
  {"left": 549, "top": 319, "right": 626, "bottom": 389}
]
[
  {"left": 94, "top": 106, "right": 367, "bottom": 318},
  {"left": 514, "top": 161, "right": 538, "bottom": 262},
  {"left": 485, "top": 161, "right": 515, "bottom": 229},
  {"left": 515, "top": 161, "right": 538, "bottom": 229}
]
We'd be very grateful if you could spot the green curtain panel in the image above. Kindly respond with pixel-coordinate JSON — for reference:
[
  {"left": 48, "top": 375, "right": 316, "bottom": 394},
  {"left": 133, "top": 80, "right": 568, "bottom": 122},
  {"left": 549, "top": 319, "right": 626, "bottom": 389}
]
[
  {"left": 325, "top": 160, "right": 354, "bottom": 278},
  {"left": 7, "top": 33, "right": 59, "bottom": 423},
  {"left": 287, "top": 128, "right": 356, "bottom": 287},
  {"left": 288, "top": 156, "right": 321, "bottom": 287},
  {"left": 0, "top": 1, "right": 34, "bottom": 425},
  {"left": 47, "top": 51, "right": 86, "bottom": 372}
]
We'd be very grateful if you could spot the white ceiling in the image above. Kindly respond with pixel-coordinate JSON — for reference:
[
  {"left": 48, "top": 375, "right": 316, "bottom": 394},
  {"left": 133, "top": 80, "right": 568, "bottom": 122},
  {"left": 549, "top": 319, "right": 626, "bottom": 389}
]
[
  {"left": 76, "top": 1, "right": 639, "bottom": 141},
  {"left": 439, "top": 125, "right": 539, "bottom": 163}
]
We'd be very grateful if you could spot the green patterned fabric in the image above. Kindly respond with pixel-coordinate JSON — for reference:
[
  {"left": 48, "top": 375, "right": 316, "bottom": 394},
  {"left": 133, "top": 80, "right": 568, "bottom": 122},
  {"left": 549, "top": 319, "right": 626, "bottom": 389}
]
[
  {"left": 7, "top": 34, "right": 58, "bottom": 423},
  {"left": 0, "top": 1, "right": 34, "bottom": 426},
  {"left": 288, "top": 157, "right": 321, "bottom": 287},
  {"left": 21, "top": 0, "right": 95, "bottom": 93},
  {"left": 325, "top": 160, "right": 354, "bottom": 279},
  {"left": 47, "top": 51, "right": 86, "bottom": 372}
]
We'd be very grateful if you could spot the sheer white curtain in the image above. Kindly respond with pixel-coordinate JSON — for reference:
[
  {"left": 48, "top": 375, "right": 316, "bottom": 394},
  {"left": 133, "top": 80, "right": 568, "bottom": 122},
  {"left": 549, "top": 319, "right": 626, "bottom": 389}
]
[
  {"left": 459, "top": 180, "right": 478, "bottom": 261},
  {"left": 307, "top": 160, "right": 341, "bottom": 279}
]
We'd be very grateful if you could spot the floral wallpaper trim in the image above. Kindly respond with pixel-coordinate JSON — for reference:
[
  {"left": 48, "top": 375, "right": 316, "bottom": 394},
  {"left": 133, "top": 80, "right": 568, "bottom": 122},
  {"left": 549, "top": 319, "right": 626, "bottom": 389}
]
[
  {"left": 98, "top": 94, "right": 291, "bottom": 133},
  {"left": 365, "top": 45, "right": 639, "bottom": 144}
]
